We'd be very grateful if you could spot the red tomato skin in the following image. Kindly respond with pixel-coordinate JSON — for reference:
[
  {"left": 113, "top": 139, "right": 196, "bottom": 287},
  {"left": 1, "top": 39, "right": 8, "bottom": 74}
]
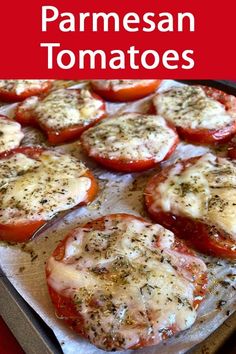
[
  {"left": 81, "top": 119, "right": 179, "bottom": 172},
  {"left": 228, "top": 147, "right": 236, "bottom": 159},
  {"left": 0, "top": 220, "right": 46, "bottom": 243},
  {"left": 201, "top": 86, "right": 236, "bottom": 111},
  {"left": 44, "top": 113, "right": 106, "bottom": 145},
  {"left": 15, "top": 102, "right": 38, "bottom": 126},
  {"left": 176, "top": 121, "right": 236, "bottom": 145},
  {"left": 91, "top": 80, "right": 162, "bottom": 102},
  {"left": 0, "top": 81, "right": 53, "bottom": 102},
  {"left": 227, "top": 138, "right": 236, "bottom": 159},
  {"left": 15, "top": 90, "right": 106, "bottom": 145},
  {"left": 46, "top": 213, "right": 207, "bottom": 350},
  {"left": 40, "top": 91, "right": 106, "bottom": 145},
  {"left": 47, "top": 285, "right": 87, "bottom": 338},
  {"left": 155, "top": 85, "right": 236, "bottom": 145},
  {"left": 145, "top": 159, "right": 236, "bottom": 259},
  {"left": 0, "top": 146, "right": 44, "bottom": 161},
  {"left": 0, "top": 148, "right": 98, "bottom": 243}
]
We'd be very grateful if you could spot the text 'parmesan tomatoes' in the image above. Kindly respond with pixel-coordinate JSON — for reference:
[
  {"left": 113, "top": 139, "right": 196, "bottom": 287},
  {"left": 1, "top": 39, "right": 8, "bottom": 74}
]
[
  {"left": 46, "top": 213, "right": 207, "bottom": 351},
  {"left": 0, "top": 80, "right": 53, "bottom": 102},
  {"left": 153, "top": 85, "right": 236, "bottom": 145},
  {"left": 15, "top": 88, "right": 106, "bottom": 145},
  {"left": 0, "top": 147, "right": 97, "bottom": 243},
  {"left": 81, "top": 112, "right": 179, "bottom": 172},
  {"left": 91, "top": 80, "right": 162, "bottom": 102},
  {"left": 145, "top": 153, "right": 236, "bottom": 259}
]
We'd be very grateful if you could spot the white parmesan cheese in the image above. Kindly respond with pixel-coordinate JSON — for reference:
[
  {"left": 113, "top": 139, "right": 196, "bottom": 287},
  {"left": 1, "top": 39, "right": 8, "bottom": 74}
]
[
  {"left": 82, "top": 113, "right": 177, "bottom": 162},
  {"left": 152, "top": 153, "right": 236, "bottom": 241},
  {"left": 0, "top": 80, "right": 49, "bottom": 95},
  {"left": 154, "top": 86, "right": 234, "bottom": 130},
  {"left": 0, "top": 118, "right": 24, "bottom": 153},
  {"left": 0, "top": 151, "right": 91, "bottom": 223},
  {"left": 47, "top": 215, "right": 206, "bottom": 350},
  {"left": 34, "top": 89, "right": 104, "bottom": 130}
]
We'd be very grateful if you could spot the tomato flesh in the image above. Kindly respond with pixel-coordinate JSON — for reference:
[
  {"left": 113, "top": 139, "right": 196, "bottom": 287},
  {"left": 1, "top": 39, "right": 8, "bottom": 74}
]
[
  {"left": 0, "top": 81, "right": 52, "bottom": 102},
  {"left": 0, "top": 147, "right": 98, "bottom": 243},
  {"left": 228, "top": 138, "right": 236, "bottom": 159},
  {"left": 83, "top": 138, "right": 178, "bottom": 172},
  {"left": 228, "top": 147, "right": 236, "bottom": 159},
  {"left": 155, "top": 85, "right": 236, "bottom": 145},
  {"left": 177, "top": 121, "right": 236, "bottom": 145},
  {"left": 0, "top": 220, "right": 46, "bottom": 243},
  {"left": 91, "top": 80, "right": 162, "bottom": 102},
  {"left": 46, "top": 213, "right": 207, "bottom": 350},
  {"left": 43, "top": 115, "right": 106, "bottom": 145},
  {"left": 15, "top": 90, "right": 106, "bottom": 145},
  {"left": 145, "top": 160, "right": 236, "bottom": 259},
  {"left": 81, "top": 117, "right": 179, "bottom": 172}
]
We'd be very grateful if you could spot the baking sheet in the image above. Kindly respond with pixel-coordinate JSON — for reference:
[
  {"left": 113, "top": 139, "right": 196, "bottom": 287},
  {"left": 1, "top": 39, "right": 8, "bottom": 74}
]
[{"left": 0, "top": 80, "right": 235, "bottom": 354}]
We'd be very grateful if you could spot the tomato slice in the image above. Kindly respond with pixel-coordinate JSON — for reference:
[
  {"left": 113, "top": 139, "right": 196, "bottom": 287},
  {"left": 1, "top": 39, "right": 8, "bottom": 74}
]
[
  {"left": 154, "top": 85, "right": 236, "bottom": 145},
  {"left": 15, "top": 89, "right": 106, "bottom": 145},
  {"left": 180, "top": 86, "right": 236, "bottom": 144},
  {"left": 46, "top": 213, "right": 207, "bottom": 351},
  {"left": 145, "top": 158, "right": 236, "bottom": 259},
  {"left": 0, "top": 80, "right": 53, "bottom": 102},
  {"left": 91, "top": 80, "right": 162, "bottom": 102},
  {"left": 81, "top": 113, "right": 179, "bottom": 172},
  {"left": 0, "top": 147, "right": 98, "bottom": 243}
]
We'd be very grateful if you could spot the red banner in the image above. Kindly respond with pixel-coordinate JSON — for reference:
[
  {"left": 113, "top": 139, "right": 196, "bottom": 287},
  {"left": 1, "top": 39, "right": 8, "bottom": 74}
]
[{"left": 0, "top": 0, "right": 235, "bottom": 78}]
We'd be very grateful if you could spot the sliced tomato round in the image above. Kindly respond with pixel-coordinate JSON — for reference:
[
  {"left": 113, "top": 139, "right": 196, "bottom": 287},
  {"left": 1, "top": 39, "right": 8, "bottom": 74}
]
[
  {"left": 81, "top": 113, "right": 179, "bottom": 172},
  {"left": 0, "top": 147, "right": 98, "bottom": 243},
  {"left": 91, "top": 80, "right": 162, "bottom": 102},
  {"left": 154, "top": 85, "right": 236, "bottom": 145},
  {"left": 15, "top": 89, "right": 106, "bottom": 145},
  {"left": 0, "top": 80, "right": 53, "bottom": 102},
  {"left": 145, "top": 158, "right": 236, "bottom": 259},
  {"left": 46, "top": 213, "right": 207, "bottom": 351},
  {"left": 180, "top": 86, "right": 236, "bottom": 144}
]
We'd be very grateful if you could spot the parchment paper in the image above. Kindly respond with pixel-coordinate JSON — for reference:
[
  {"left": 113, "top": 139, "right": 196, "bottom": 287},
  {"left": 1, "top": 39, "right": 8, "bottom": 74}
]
[{"left": 0, "top": 81, "right": 235, "bottom": 354}]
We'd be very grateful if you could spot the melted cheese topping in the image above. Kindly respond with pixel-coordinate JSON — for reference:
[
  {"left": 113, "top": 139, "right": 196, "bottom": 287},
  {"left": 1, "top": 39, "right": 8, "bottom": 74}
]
[
  {"left": 82, "top": 113, "right": 177, "bottom": 162},
  {"left": 47, "top": 216, "right": 206, "bottom": 350},
  {"left": 154, "top": 86, "right": 234, "bottom": 130},
  {"left": 0, "top": 118, "right": 24, "bottom": 153},
  {"left": 0, "top": 80, "right": 49, "bottom": 95},
  {"left": 151, "top": 153, "right": 236, "bottom": 242},
  {"left": 0, "top": 151, "right": 91, "bottom": 223},
  {"left": 92, "top": 80, "right": 157, "bottom": 92},
  {"left": 34, "top": 89, "right": 104, "bottom": 130}
]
